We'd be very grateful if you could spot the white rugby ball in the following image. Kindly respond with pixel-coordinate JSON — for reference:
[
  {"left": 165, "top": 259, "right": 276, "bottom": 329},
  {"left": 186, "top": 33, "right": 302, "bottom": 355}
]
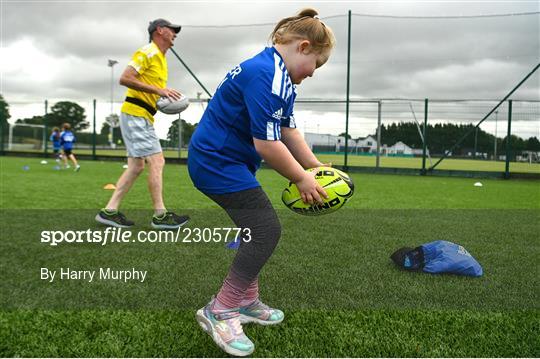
[{"left": 156, "top": 95, "right": 189, "bottom": 114}]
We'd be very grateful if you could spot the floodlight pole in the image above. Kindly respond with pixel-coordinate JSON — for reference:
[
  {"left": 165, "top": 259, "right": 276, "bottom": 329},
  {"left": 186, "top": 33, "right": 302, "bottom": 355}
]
[{"left": 108, "top": 59, "right": 118, "bottom": 147}]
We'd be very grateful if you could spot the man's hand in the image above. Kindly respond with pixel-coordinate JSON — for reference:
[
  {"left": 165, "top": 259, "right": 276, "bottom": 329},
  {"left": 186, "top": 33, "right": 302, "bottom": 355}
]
[
  {"left": 158, "top": 88, "right": 182, "bottom": 101},
  {"left": 119, "top": 66, "right": 183, "bottom": 100}
]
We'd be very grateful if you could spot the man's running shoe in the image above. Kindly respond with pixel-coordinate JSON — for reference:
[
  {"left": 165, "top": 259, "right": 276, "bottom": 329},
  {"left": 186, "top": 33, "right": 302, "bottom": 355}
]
[
  {"left": 151, "top": 212, "right": 189, "bottom": 229},
  {"left": 196, "top": 300, "right": 254, "bottom": 357},
  {"left": 75, "top": 165, "right": 81, "bottom": 172},
  {"left": 239, "top": 299, "right": 284, "bottom": 325},
  {"left": 95, "top": 209, "right": 134, "bottom": 228}
]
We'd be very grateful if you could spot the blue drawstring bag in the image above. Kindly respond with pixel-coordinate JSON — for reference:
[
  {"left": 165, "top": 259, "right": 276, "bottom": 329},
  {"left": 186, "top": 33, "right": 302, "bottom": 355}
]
[{"left": 391, "top": 240, "right": 483, "bottom": 277}]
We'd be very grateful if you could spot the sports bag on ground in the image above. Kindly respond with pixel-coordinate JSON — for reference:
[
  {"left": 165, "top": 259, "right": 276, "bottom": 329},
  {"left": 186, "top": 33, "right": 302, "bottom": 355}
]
[{"left": 390, "top": 240, "right": 483, "bottom": 277}]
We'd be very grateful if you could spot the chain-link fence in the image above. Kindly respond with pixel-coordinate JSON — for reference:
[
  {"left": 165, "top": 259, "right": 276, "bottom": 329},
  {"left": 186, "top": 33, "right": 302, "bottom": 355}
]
[
  {"left": 2, "top": 98, "right": 538, "bottom": 177},
  {"left": 293, "top": 98, "right": 540, "bottom": 176}
]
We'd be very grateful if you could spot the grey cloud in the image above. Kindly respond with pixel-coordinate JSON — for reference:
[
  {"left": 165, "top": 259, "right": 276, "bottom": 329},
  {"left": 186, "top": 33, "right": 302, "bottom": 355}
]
[{"left": 2, "top": 2, "right": 539, "bottom": 105}]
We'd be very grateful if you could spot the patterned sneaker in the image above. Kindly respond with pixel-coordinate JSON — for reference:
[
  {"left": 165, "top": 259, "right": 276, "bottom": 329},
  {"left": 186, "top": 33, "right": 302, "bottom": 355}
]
[
  {"left": 196, "top": 301, "right": 255, "bottom": 357},
  {"left": 239, "top": 299, "right": 284, "bottom": 325},
  {"left": 95, "top": 209, "right": 134, "bottom": 228},
  {"left": 151, "top": 212, "right": 189, "bottom": 229}
]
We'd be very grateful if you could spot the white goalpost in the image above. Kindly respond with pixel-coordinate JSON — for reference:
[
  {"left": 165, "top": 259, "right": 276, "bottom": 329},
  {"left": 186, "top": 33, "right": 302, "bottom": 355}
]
[{"left": 8, "top": 123, "right": 46, "bottom": 151}]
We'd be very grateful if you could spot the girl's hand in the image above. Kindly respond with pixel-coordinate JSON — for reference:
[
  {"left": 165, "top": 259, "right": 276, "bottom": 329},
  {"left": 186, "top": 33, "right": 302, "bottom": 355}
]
[{"left": 295, "top": 170, "right": 328, "bottom": 204}]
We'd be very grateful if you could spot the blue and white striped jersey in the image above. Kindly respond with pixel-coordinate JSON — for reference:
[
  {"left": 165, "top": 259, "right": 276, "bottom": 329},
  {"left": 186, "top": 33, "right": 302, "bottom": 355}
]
[
  {"left": 60, "top": 130, "right": 76, "bottom": 150},
  {"left": 188, "top": 47, "right": 297, "bottom": 194}
]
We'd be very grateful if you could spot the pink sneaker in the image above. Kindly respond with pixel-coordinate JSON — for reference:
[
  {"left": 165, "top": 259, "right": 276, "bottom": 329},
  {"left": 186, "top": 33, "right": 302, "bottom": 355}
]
[
  {"left": 196, "top": 300, "right": 254, "bottom": 356},
  {"left": 239, "top": 299, "right": 284, "bottom": 325}
]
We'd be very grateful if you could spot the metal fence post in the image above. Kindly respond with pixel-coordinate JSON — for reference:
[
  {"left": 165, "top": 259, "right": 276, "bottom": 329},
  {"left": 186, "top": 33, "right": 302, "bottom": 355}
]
[
  {"left": 473, "top": 127, "right": 478, "bottom": 159},
  {"left": 44, "top": 99, "right": 48, "bottom": 156},
  {"left": 344, "top": 10, "right": 351, "bottom": 171},
  {"left": 178, "top": 114, "right": 182, "bottom": 159},
  {"left": 0, "top": 104, "right": 4, "bottom": 155},
  {"left": 421, "top": 98, "right": 428, "bottom": 175},
  {"left": 376, "top": 101, "right": 382, "bottom": 168},
  {"left": 504, "top": 100, "right": 513, "bottom": 179},
  {"left": 92, "top": 99, "right": 97, "bottom": 160}
]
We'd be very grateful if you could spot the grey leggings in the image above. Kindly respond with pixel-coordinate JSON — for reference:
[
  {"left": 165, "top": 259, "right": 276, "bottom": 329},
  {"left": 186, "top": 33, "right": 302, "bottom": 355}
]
[{"left": 206, "top": 187, "right": 282, "bottom": 285}]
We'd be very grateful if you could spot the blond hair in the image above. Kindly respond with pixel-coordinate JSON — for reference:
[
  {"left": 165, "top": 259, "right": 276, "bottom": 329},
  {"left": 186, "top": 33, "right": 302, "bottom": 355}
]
[{"left": 271, "top": 8, "right": 335, "bottom": 54}]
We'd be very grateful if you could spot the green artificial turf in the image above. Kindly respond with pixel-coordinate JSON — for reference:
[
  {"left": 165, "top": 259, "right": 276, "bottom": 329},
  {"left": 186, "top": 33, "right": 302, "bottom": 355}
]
[
  {"left": 7, "top": 148, "right": 540, "bottom": 173},
  {"left": 1, "top": 156, "right": 539, "bottom": 209},
  {"left": 1, "top": 309, "right": 537, "bottom": 357},
  {"left": 0, "top": 156, "right": 539, "bottom": 357}
]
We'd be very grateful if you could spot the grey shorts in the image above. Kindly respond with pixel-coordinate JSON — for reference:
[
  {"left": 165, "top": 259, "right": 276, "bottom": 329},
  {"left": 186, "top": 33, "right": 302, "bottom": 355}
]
[{"left": 120, "top": 112, "right": 162, "bottom": 158}]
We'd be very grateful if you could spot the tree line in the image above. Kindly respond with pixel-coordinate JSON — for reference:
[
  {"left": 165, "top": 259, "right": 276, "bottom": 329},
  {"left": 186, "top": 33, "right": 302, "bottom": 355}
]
[
  {"left": 0, "top": 96, "right": 197, "bottom": 147},
  {"left": 0, "top": 96, "right": 121, "bottom": 145},
  {"left": 379, "top": 122, "right": 540, "bottom": 155},
  {"left": 341, "top": 121, "right": 540, "bottom": 155}
]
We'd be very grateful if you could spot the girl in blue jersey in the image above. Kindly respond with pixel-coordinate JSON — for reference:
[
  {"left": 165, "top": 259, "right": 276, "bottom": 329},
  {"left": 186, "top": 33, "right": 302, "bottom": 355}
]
[
  {"left": 49, "top": 127, "right": 62, "bottom": 163},
  {"left": 189, "top": 8, "right": 335, "bottom": 356}
]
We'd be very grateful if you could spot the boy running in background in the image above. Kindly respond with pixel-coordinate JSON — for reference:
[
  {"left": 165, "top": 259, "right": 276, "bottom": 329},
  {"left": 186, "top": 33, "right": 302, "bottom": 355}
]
[{"left": 60, "top": 123, "right": 80, "bottom": 172}]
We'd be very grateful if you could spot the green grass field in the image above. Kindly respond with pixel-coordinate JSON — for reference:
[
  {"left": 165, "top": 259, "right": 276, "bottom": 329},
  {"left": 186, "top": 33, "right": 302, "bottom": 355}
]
[
  {"left": 317, "top": 153, "right": 540, "bottom": 173},
  {"left": 8, "top": 148, "right": 540, "bottom": 173},
  {"left": 1, "top": 156, "right": 539, "bottom": 357}
]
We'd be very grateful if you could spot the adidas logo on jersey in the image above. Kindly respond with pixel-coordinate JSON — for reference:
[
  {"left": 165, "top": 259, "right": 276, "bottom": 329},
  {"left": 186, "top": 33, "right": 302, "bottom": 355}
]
[{"left": 272, "top": 108, "right": 283, "bottom": 120}]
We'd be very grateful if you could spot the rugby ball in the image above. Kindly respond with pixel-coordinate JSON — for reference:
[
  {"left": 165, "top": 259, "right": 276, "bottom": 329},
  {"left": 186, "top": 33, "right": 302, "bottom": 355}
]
[
  {"left": 282, "top": 167, "right": 354, "bottom": 216},
  {"left": 156, "top": 95, "right": 189, "bottom": 114}
]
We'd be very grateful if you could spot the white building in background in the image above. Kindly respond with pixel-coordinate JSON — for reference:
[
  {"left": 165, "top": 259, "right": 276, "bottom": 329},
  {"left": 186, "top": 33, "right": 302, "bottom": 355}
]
[
  {"left": 355, "top": 135, "right": 378, "bottom": 153},
  {"left": 411, "top": 148, "right": 430, "bottom": 156},
  {"left": 387, "top": 141, "right": 413, "bottom": 155},
  {"left": 303, "top": 132, "right": 426, "bottom": 157},
  {"left": 303, "top": 132, "right": 356, "bottom": 152},
  {"left": 304, "top": 132, "right": 381, "bottom": 153}
]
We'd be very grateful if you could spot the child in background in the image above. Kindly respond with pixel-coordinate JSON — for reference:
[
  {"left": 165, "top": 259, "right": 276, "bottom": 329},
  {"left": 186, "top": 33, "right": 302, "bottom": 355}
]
[
  {"left": 49, "top": 127, "right": 62, "bottom": 163},
  {"left": 60, "top": 123, "right": 80, "bottom": 171},
  {"left": 188, "top": 8, "right": 335, "bottom": 356}
]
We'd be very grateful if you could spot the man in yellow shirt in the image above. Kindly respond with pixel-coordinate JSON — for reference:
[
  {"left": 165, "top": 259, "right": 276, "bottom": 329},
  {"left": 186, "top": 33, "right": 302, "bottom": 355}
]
[{"left": 96, "top": 18, "right": 189, "bottom": 229}]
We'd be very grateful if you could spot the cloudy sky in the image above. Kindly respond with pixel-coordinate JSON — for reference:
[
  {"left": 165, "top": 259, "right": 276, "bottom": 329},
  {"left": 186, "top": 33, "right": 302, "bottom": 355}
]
[{"left": 1, "top": 0, "right": 539, "bottom": 139}]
